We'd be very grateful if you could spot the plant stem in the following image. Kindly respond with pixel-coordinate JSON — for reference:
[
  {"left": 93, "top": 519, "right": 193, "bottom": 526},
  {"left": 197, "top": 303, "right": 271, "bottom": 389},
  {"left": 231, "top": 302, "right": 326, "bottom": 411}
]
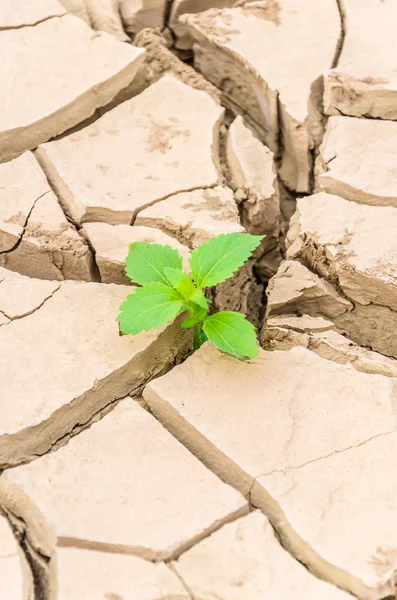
[{"left": 193, "top": 324, "right": 202, "bottom": 351}]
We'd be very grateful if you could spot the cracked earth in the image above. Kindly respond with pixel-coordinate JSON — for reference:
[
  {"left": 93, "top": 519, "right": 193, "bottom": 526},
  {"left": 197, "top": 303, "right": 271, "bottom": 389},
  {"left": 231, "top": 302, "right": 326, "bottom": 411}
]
[{"left": 1, "top": 1, "right": 397, "bottom": 599}]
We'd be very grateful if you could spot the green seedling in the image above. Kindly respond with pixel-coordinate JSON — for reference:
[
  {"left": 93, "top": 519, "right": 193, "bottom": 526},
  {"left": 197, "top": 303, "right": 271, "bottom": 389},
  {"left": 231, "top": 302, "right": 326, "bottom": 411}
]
[{"left": 116, "top": 232, "right": 264, "bottom": 360}]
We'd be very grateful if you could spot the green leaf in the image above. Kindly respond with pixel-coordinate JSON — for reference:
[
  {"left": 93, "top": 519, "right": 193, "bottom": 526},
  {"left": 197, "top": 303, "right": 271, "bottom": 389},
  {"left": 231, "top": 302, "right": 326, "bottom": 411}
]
[
  {"left": 164, "top": 267, "right": 209, "bottom": 310},
  {"left": 203, "top": 311, "right": 259, "bottom": 359},
  {"left": 190, "top": 291, "right": 210, "bottom": 310},
  {"left": 117, "top": 284, "right": 184, "bottom": 334},
  {"left": 181, "top": 303, "right": 208, "bottom": 328},
  {"left": 125, "top": 242, "right": 183, "bottom": 286},
  {"left": 164, "top": 268, "right": 198, "bottom": 299},
  {"left": 189, "top": 233, "right": 264, "bottom": 289}
]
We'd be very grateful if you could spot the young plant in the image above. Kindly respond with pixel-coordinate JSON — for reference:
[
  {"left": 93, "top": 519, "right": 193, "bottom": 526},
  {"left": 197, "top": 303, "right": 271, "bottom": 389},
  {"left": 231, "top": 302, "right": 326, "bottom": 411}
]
[{"left": 117, "top": 232, "right": 264, "bottom": 360}]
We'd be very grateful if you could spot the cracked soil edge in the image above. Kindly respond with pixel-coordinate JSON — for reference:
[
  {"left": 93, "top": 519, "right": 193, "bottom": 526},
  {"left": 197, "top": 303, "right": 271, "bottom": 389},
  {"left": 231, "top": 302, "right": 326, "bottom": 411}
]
[
  {"left": 0, "top": 475, "right": 57, "bottom": 600},
  {"left": 0, "top": 315, "right": 192, "bottom": 469},
  {"left": 144, "top": 381, "right": 397, "bottom": 600}
]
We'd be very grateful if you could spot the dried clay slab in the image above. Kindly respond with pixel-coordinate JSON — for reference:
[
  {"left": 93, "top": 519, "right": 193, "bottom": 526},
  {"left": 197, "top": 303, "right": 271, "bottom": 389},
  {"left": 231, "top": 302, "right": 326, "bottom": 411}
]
[
  {"left": 144, "top": 343, "right": 397, "bottom": 495},
  {"left": 144, "top": 342, "right": 397, "bottom": 597},
  {"left": 0, "top": 475, "right": 57, "bottom": 600},
  {"left": 254, "top": 432, "right": 397, "bottom": 596},
  {"left": 262, "top": 313, "right": 397, "bottom": 380},
  {"left": 286, "top": 192, "right": 397, "bottom": 359},
  {"left": 130, "top": 28, "right": 221, "bottom": 102},
  {"left": 324, "top": 0, "right": 397, "bottom": 119},
  {"left": 263, "top": 262, "right": 397, "bottom": 379},
  {"left": 0, "top": 0, "right": 65, "bottom": 28},
  {"left": 169, "top": 0, "right": 235, "bottom": 50},
  {"left": 135, "top": 186, "right": 242, "bottom": 248},
  {"left": 0, "top": 152, "right": 94, "bottom": 281},
  {"left": 82, "top": 223, "right": 190, "bottom": 285},
  {"left": 36, "top": 75, "right": 223, "bottom": 225},
  {"left": 174, "top": 511, "right": 351, "bottom": 600},
  {"left": 316, "top": 116, "right": 397, "bottom": 208},
  {"left": 0, "top": 268, "right": 190, "bottom": 468},
  {"left": 226, "top": 115, "right": 280, "bottom": 241},
  {"left": 184, "top": 0, "right": 341, "bottom": 192},
  {"left": 8, "top": 399, "right": 247, "bottom": 561},
  {"left": 0, "top": 14, "right": 144, "bottom": 162},
  {"left": 265, "top": 260, "right": 352, "bottom": 320},
  {"left": 0, "top": 516, "right": 34, "bottom": 600},
  {"left": 57, "top": 546, "right": 190, "bottom": 599}
]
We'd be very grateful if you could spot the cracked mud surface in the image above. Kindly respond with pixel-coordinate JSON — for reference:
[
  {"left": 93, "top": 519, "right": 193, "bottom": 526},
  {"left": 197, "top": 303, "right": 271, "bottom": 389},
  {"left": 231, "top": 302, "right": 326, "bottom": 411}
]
[{"left": 1, "top": 1, "right": 397, "bottom": 599}]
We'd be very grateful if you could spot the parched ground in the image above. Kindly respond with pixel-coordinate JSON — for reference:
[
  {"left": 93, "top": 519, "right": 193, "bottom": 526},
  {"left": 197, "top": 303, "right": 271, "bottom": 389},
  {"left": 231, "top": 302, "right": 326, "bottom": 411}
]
[{"left": 1, "top": 1, "right": 397, "bottom": 599}]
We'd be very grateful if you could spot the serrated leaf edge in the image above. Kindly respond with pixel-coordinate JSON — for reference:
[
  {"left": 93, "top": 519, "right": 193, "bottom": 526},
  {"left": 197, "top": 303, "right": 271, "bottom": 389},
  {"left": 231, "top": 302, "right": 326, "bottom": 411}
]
[{"left": 190, "top": 233, "right": 264, "bottom": 289}]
